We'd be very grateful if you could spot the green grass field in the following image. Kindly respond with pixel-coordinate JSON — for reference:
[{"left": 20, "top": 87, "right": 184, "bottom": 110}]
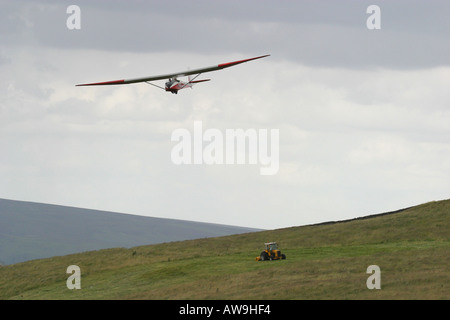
[{"left": 1, "top": 199, "right": 448, "bottom": 299}]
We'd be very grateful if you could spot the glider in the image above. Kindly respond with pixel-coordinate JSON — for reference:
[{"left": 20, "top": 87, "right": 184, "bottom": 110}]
[{"left": 76, "top": 54, "right": 270, "bottom": 94}]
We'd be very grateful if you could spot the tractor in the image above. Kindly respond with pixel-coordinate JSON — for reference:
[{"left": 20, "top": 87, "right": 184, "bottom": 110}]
[{"left": 256, "top": 242, "right": 286, "bottom": 261}]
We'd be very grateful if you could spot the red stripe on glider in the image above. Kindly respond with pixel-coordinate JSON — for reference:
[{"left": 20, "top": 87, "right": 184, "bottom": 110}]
[
  {"left": 217, "top": 54, "right": 270, "bottom": 69},
  {"left": 76, "top": 79, "right": 126, "bottom": 86}
]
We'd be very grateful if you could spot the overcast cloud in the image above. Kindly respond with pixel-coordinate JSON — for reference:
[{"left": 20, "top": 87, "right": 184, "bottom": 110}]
[{"left": 1, "top": 0, "right": 449, "bottom": 229}]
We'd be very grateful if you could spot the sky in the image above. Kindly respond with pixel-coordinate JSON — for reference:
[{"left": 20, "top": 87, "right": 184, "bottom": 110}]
[{"left": 1, "top": 0, "right": 449, "bottom": 229}]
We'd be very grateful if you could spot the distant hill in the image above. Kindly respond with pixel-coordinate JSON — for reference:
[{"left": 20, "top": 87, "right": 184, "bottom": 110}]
[{"left": 0, "top": 198, "right": 260, "bottom": 265}]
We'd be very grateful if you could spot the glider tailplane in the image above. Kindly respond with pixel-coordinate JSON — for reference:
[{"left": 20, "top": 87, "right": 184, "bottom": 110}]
[
  {"left": 187, "top": 75, "right": 210, "bottom": 89},
  {"left": 190, "top": 79, "right": 211, "bottom": 84}
]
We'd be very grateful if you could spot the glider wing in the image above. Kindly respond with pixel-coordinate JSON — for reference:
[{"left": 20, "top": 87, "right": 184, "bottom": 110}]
[{"left": 76, "top": 54, "right": 270, "bottom": 86}]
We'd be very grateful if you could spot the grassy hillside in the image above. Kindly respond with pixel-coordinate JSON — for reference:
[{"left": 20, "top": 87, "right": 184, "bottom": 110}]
[{"left": 0, "top": 199, "right": 448, "bottom": 299}]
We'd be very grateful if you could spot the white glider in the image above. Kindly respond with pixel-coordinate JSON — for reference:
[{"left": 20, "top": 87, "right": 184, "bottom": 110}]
[{"left": 76, "top": 54, "right": 270, "bottom": 94}]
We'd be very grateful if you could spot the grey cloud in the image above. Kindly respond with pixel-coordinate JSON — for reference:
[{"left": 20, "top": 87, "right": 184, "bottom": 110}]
[{"left": 2, "top": 0, "right": 449, "bottom": 69}]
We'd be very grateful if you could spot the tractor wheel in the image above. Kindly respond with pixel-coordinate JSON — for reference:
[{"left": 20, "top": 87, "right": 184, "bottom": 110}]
[
  {"left": 260, "top": 252, "right": 269, "bottom": 261},
  {"left": 281, "top": 254, "right": 286, "bottom": 260}
]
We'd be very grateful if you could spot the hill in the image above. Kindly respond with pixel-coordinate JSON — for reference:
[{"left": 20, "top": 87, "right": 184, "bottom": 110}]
[
  {"left": 0, "top": 198, "right": 260, "bottom": 265},
  {"left": 0, "top": 199, "right": 448, "bottom": 299}
]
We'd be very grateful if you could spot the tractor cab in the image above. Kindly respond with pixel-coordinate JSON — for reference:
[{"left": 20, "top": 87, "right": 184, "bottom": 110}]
[{"left": 266, "top": 242, "right": 278, "bottom": 251}]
